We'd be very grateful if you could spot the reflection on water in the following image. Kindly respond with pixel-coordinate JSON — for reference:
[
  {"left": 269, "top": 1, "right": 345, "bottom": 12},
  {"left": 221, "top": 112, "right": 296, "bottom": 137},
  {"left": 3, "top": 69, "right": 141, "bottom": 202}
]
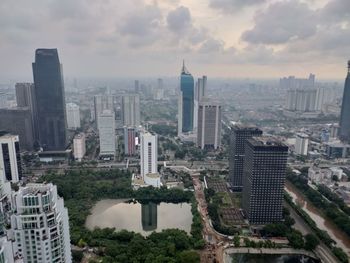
[
  {"left": 231, "top": 254, "right": 320, "bottom": 263},
  {"left": 85, "top": 199, "right": 192, "bottom": 235},
  {"left": 285, "top": 183, "right": 350, "bottom": 256},
  {"left": 141, "top": 203, "right": 157, "bottom": 231}
]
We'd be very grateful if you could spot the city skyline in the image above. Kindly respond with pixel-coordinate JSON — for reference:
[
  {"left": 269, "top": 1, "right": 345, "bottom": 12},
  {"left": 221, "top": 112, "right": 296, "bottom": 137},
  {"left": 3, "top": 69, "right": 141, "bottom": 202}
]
[{"left": 0, "top": 0, "right": 349, "bottom": 80}]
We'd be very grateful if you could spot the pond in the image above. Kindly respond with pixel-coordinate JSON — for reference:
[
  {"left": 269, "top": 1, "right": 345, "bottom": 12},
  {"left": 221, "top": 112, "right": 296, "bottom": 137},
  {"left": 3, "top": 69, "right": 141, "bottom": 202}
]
[{"left": 85, "top": 199, "right": 193, "bottom": 235}]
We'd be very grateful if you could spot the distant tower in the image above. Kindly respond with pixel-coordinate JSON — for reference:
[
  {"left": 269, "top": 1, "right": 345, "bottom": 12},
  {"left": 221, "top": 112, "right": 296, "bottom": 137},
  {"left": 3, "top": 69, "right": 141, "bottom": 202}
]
[
  {"left": 124, "top": 127, "right": 136, "bottom": 156},
  {"left": 66, "top": 103, "right": 81, "bottom": 130},
  {"left": 93, "top": 95, "right": 114, "bottom": 129},
  {"left": 0, "top": 134, "right": 22, "bottom": 183},
  {"left": 98, "top": 110, "right": 116, "bottom": 158},
  {"left": 179, "top": 61, "right": 194, "bottom": 134},
  {"left": 339, "top": 61, "right": 350, "bottom": 141},
  {"left": 122, "top": 94, "right": 140, "bottom": 127},
  {"left": 242, "top": 137, "right": 288, "bottom": 225},
  {"left": 32, "top": 49, "right": 67, "bottom": 151},
  {"left": 229, "top": 125, "right": 262, "bottom": 190}
]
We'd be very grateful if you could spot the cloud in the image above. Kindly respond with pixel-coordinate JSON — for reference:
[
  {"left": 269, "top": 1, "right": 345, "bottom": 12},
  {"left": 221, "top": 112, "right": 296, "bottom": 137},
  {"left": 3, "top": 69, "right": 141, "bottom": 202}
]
[
  {"left": 166, "top": 6, "right": 191, "bottom": 33},
  {"left": 209, "top": 0, "right": 266, "bottom": 12},
  {"left": 241, "top": 1, "right": 317, "bottom": 44},
  {"left": 319, "top": 0, "right": 350, "bottom": 23}
]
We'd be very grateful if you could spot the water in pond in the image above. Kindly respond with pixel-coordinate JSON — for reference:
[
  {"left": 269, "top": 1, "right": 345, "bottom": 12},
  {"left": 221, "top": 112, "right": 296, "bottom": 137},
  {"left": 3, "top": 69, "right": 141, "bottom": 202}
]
[
  {"left": 85, "top": 199, "right": 192, "bottom": 235},
  {"left": 230, "top": 254, "right": 320, "bottom": 263}
]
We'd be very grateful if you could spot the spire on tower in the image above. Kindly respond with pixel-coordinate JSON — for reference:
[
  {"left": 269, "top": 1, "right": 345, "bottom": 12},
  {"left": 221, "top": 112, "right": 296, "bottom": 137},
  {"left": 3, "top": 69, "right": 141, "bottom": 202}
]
[{"left": 181, "top": 60, "right": 190, "bottom": 75}]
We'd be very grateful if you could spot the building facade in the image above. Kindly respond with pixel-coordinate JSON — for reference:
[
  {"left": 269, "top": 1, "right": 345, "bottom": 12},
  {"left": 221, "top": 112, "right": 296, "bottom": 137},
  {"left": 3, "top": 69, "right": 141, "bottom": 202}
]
[
  {"left": 140, "top": 132, "right": 160, "bottom": 187},
  {"left": 229, "top": 125, "right": 262, "bottom": 190},
  {"left": 10, "top": 183, "right": 72, "bottom": 263},
  {"left": 339, "top": 61, "right": 350, "bottom": 142},
  {"left": 124, "top": 127, "right": 136, "bottom": 156},
  {"left": 122, "top": 94, "right": 140, "bottom": 127},
  {"left": 32, "top": 49, "right": 67, "bottom": 151},
  {"left": 179, "top": 61, "right": 194, "bottom": 134},
  {"left": 242, "top": 137, "right": 288, "bottom": 225},
  {"left": 98, "top": 110, "right": 116, "bottom": 158},
  {"left": 295, "top": 133, "right": 309, "bottom": 156},
  {"left": 197, "top": 100, "right": 221, "bottom": 150},
  {"left": 73, "top": 133, "right": 86, "bottom": 162},
  {"left": 0, "top": 135, "right": 22, "bottom": 183},
  {"left": 93, "top": 95, "right": 114, "bottom": 128},
  {"left": 66, "top": 103, "right": 80, "bottom": 130}
]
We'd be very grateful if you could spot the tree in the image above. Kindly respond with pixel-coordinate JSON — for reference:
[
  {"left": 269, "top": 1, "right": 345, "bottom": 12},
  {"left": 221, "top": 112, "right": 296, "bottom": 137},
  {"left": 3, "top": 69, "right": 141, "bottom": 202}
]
[
  {"left": 178, "top": 250, "right": 200, "bottom": 263},
  {"left": 287, "top": 230, "right": 304, "bottom": 249},
  {"left": 233, "top": 234, "right": 240, "bottom": 247},
  {"left": 304, "top": 234, "right": 319, "bottom": 251}
]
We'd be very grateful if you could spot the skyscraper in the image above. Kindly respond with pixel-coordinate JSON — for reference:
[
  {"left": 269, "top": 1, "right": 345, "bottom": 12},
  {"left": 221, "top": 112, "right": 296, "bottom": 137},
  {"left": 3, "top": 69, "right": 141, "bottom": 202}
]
[
  {"left": 122, "top": 94, "right": 140, "bottom": 127},
  {"left": 193, "top": 76, "right": 207, "bottom": 132},
  {"left": 229, "top": 125, "right": 262, "bottom": 190},
  {"left": 178, "top": 61, "right": 194, "bottom": 134},
  {"left": 93, "top": 95, "right": 115, "bottom": 128},
  {"left": 339, "top": 61, "right": 350, "bottom": 141},
  {"left": 242, "top": 137, "right": 288, "bottom": 224},
  {"left": 66, "top": 103, "right": 81, "bottom": 130},
  {"left": 124, "top": 127, "right": 136, "bottom": 156},
  {"left": 140, "top": 132, "right": 160, "bottom": 187},
  {"left": 0, "top": 135, "right": 22, "bottom": 183},
  {"left": 98, "top": 110, "right": 116, "bottom": 158},
  {"left": 197, "top": 99, "right": 221, "bottom": 150},
  {"left": 295, "top": 133, "right": 309, "bottom": 156},
  {"left": 11, "top": 183, "right": 72, "bottom": 262},
  {"left": 32, "top": 49, "right": 67, "bottom": 151},
  {"left": 73, "top": 133, "right": 86, "bottom": 162}
]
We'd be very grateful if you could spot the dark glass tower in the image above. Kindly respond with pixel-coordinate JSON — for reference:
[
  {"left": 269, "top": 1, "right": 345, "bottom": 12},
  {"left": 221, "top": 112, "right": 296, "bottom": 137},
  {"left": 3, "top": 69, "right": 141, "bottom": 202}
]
[
  {"left": 242, "top": 137, "right": 288, "bottom": 225},
  {"left": 229, "top": 125, "right": 262, "bottom": 190},
  {"left": 32, "top": 49, "right": 67, "bottom": 151},
  {"left": 339, "top": 61, "right": 350, "bottom": 142},
  {"left": 180, "top": 61, "right": 194, "bottom": 133}
]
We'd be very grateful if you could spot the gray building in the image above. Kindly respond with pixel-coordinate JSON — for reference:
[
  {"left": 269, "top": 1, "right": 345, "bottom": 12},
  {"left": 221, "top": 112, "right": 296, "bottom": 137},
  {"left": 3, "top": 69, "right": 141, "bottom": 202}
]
[
  {"left": 197, "top": 99, "right": 221, "bottom": 150},
  {"left": 242, "top": 137, "right": 288, "bottom": 225},
  {"left": 93, "top": 95, "right": 115, "bottom": 128},
  {"left": 32, "top": 49, "right": 67, "bottom": 151},
  {"left": 0, "top": 108, "right": 35, "bottom": 150},
  {"left": 122, "top": 94, "right": 140, "bottom": 127},
  {"left": 229, "top": 125, "right": 262, "bottom": 190},
  {"left": 339, "top": 61, "right": 350, "bottom": 141}
]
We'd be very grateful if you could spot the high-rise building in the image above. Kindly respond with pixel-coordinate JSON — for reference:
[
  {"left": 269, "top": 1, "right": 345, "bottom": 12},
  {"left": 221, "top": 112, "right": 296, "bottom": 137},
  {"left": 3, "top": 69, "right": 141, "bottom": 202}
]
[
  {"left": 295, "top": 133, "right": 309, "bottom": 156},
  {"left": 73, "top": 133, "right": 86, "bottom": 162},
  {"left": 32, "top": 49, "right": 67, "bottom": 151},
  {"left": 98, "top": 110, "right": 116, "bottom": 158},
  {"left": 10, "top": 183, "right": 72, "bottom": 262},
  {"left": 140, "top": 132, "right": 160, "bottom": 187},
  {"left": 122, "top": 94, "right": 140, "bottom": 127},
  {"left": 0, "top": 135, "right": 22, "bottom": 183},
  {"left": 0, "top": 108, "right": 35, "bottom": 151},
  {"left": 229, "top": 125, "right": 262, "bottom": 190},
  {"left": 0, "top": 236, "right": 16, "bottom": 263},
  {"left": 280, "top": 73, "right": 315, "bottom": 89},
  {"left": 197, "top": 100, "right": 221, "bottom": 150},
  {"left": 193, "top": 76, "right": 207, "bottom": 132},
  {"left": 178, "top": 61, "right": 194, "bottom": 134},
  {"left": 66, "top": 103, "right": 81, "bottom": 130},
  {"left": 134, "top": 80, "right": 140, "bottom": 93},
  {"left": 339, "top": 61, "right": 350, "bottom": 141},
  {"left": 124, "top": 127, "right": 136, "bottom": 156},
  {"left": 93, "top": 95, "right": 114, "bottom": 128},
  {"left": 242, "top": 137, "right": 288, "bottom": 225}
]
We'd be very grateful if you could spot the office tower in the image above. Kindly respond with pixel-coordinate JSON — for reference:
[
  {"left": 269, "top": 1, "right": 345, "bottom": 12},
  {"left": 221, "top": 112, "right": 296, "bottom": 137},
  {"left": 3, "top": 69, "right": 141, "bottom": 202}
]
[
  {"left": 242, "top": 137, "right": 288, "bottom": 225},
  {"left": 66, "top": 103, "right": 81, "bottom": 130},
  {"left": 154, "top": 78, "right": 164, "bottom": 100},
  {"left": 93, "top": 95, "right": 114, "bottom": 128},
  {"left": 122, "top": 94, "right": 140, "bottom": 127},
  {"left": 330, "top": 123, "right": 339, "bottom": 139},
  {"left": 141, "top": 203, "right": 157, "bottom": 231},
  {"left": 140, "top": 132, "right": 160, "bottom": 187},
  {"left": 11, "top": 183, "right": 72, "bottom": 262},
  {"left": 98, "top": 110, "right": 116, "bottom": 158},
  {"left": 178, "top": 61, "right": 194, "bottom": 134},
  {"left": 124, "top": 127, "right": 136, "bottom": 156},
  {"left": 295, "top": 133, "right": 309, "bottom": 156},
  {"left": 73, "top": 133, "right": 86, "bottom": 162},
  {"left": 0, "top": 108, "right": 35, "bottom": 151},
  {"left": 193, "top": 76, "right": 207, "bottom": 132},
  {"left": 0, "top": 135, "right": 22, "bottom": 183},
  {"left": 32, "top": 49, "right": 67, "bottom": 151},
  {"left": 197, "top": 100, "right": 221, "bottom": 150},
  {"left": 229, "top": 125, "right": 262, "bottom": 190},
  {"left": 339, "top": 61, "right": 350, "bottom": 142}
]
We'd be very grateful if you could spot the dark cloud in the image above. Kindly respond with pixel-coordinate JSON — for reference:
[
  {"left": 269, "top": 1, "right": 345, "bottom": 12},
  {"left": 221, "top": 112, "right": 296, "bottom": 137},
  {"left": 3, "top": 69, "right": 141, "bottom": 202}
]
[
  {"left": 241, "top": 1, "right": 317, "bottom": 44},
  {"left": 167, "top": 6, "right": 191, "bottom": 33},
  {"left": 209, "top": 0, "right": 265, "bottom": 12}
]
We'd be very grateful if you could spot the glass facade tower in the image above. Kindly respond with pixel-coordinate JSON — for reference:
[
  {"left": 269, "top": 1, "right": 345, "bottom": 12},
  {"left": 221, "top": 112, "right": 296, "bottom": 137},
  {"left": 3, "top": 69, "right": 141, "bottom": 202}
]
[
  {"left": 339, "top": 61, "right": 350, "bottom": 142},
  {"left": 32, "top": 49, "right": 67, "bottom": 151},
  {"left": 180, "top": 62, "right": 194, "bottom": 133}
]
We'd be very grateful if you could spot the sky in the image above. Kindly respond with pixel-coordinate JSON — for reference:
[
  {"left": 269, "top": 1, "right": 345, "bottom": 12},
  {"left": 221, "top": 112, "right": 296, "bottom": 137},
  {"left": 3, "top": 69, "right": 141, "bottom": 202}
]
[{"left": 0, "top": 0, "right": 349, "bottom": 80}]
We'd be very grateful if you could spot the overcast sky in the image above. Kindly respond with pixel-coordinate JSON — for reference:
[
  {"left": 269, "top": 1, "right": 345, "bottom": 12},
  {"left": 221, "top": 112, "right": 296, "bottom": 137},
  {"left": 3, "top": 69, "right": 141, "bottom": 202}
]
[{"left": 1, "top": 0, "right": 349, "bottom": 80}]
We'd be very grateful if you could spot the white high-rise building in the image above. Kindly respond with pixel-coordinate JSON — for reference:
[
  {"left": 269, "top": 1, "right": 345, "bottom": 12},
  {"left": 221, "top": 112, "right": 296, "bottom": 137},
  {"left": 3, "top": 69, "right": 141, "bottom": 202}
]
[
  {"left": 197, "top": 100, "right": 221, "bottom": 150},
  {"left": 98, "top": 110, "right": 116, "bottom": 158},
  {"left": 295, "top": 133, "right": 309, "bottom": 156},
  {"left": 193, "top": 76, "right": 207, "bottom": 132},
  {"left": 73, "top": 133, "right": 86, "bottom": 162},
  {"left": 0, "top": 135, "right": 22, "bottom": 183},
  {"left": 66, "top": 103, "right": 80, "bottom": 130},
  {"left": 122, "top": 94, "right": 140, "bottom": 127},
  {"left": 10, "top": 183, "right": 72, "bottom": 263},
  {"left": 0, "top": 236, "right": 16, "bottom": 263},
  {"left": 94, "top": 95, "right": 115, "bottom": 128},
  {"left": 140, "top": 132, "right": 160, "bottom": 187}
]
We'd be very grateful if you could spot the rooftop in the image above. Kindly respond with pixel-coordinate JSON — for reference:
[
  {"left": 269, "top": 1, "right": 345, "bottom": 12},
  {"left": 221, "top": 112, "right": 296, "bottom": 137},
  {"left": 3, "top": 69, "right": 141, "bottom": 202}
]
[{"left": 249, "top": 136, "right": 287, "bottom": 148}]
